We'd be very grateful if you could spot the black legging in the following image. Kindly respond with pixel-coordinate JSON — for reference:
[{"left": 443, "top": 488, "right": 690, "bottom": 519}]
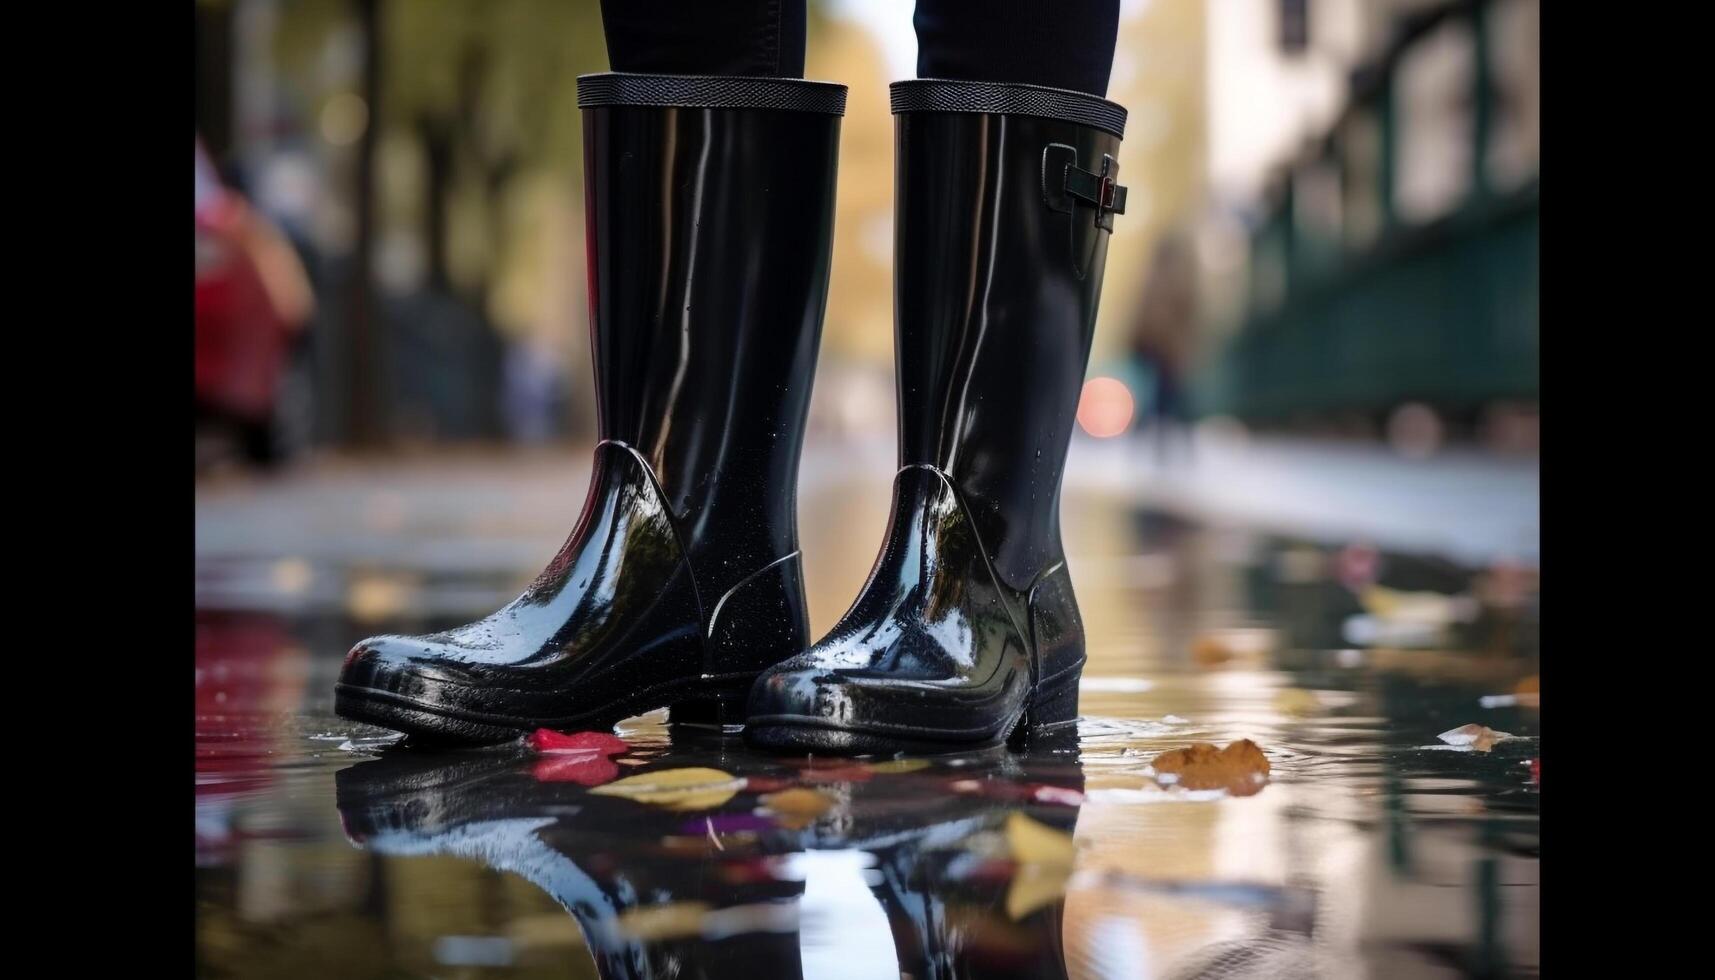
[{"left": 598, "top": 0, "right": 1120, "bottom": 98}]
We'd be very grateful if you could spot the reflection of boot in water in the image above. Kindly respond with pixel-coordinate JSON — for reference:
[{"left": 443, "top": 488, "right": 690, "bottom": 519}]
[
  {"left": 799, "top": 737, "right": 1086, "bottom": 980},
  {"left": 862, "top": 838, "right": 1073, "bottom": 980},
  {"left": 336, "top": 752, "right": 807, "bottom": 980}
]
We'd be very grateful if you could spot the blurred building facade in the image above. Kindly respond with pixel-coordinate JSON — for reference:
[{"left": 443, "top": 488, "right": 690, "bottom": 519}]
[
  {"left": 1186, "top": 0, "right": 1540, "bottom": 450},
  {"left": 196, "top": 0, "right": 611, "bottom": 453},
  {"left": 194, "top": 0, "right": 1538, "bottom": 459}
]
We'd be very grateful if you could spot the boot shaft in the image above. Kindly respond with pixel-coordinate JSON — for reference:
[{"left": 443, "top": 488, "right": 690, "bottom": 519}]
[
  {"left": 335, "top": 77, "right": 848, "bottom": 745},
  {"left": 890, "top": 80, "right": 1127, "bottom": 591},
  {"left": 578, "top": 74, "right": 845, "bottom": 592}
]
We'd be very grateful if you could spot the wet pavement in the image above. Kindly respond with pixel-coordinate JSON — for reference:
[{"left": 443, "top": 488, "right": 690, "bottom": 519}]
[{"left": 196, "top": 441, "right": 1540, "bottom": 979}]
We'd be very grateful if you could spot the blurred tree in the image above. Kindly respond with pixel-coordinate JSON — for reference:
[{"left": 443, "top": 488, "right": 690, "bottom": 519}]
[
  {"left": 194, "top": 0, "right": 235, "bottom": 161},
  {"left": 267, "top": 0, "right": 608, "bottom": 446}
]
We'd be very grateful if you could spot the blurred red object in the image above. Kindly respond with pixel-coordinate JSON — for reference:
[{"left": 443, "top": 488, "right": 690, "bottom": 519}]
[
  {"left": 195, "top": 140, "right": 312, "bottom": 424},
  {"left": 195, "top": 611, "right": 304, "bottom": 866},
  {"left": 195, "top": 611, "right": 300, "bottom": 800}
]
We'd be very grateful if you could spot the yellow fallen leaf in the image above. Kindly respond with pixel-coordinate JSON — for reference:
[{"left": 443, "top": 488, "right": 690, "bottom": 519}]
[
  {"left": 1005, "top": 812, "right": 1076, "bottom": 866},
  {"left": 1006, "top": 862, "right": 1074, "bottom": 920},
  {"left": 587, "top": 767, "right": 744, "bottom": 810},
  {"left": 1003, "top": 813, "right": 1076, "bottom": 920},
  {"left": 868, "top": 758, "right": 931, "bottom": 774},
  {"left": 614, "top": 902, "right": 711, "bottom": 940},
  {"left": 1274, "top": 688, "right": 1319, "bottom": 717}
]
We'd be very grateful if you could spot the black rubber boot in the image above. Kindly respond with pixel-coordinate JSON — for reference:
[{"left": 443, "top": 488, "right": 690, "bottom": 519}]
[
  {"left": 336, "top": 73, "right": 846, "bottom": 745},
  {"left": 746, "top": 79, "right": 1129, "bottom": 755}
]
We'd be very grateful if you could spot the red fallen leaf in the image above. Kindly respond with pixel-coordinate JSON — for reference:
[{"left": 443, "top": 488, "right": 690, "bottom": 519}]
[
  {"left": 532, "top": 755, "right": 621, "bottom": 786},
  {"left": 737, "top": 776, "right": 798, "bottom": 794},
  {"left": 527, "top": 729, "right": 630, "bottom": 756}
]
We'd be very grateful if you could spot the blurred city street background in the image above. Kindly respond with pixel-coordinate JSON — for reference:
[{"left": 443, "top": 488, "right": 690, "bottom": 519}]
[{"left": 196, "top": 1, "right": 1539, "bottom": 977}]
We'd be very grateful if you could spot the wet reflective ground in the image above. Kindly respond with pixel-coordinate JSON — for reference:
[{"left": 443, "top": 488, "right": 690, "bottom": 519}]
[{"left": 196, "top": 448, "right": 1540, "bottom": 978}]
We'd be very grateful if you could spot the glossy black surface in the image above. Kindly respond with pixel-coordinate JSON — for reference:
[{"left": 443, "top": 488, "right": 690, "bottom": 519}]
[
  {"left": 338, "top": 81, "right": 843, "bottom": 744},
  {"left": 196, "top": 473, "right": 1542, "bottom": 977},
  {"left": 748, "top": 103, "right": 1123, "bottom": 753},
  {"left": 334, "top": 733, "right": 1086, "bottom": 980}
]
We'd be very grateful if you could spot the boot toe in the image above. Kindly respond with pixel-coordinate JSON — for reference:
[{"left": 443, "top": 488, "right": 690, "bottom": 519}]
[
  {"left": 335, "top": 635, "right": 535, "bottom": 745},
  {"left": 747, "top": 662, "right": 861, "bottom": 726},
  {"left": 338, "top": 634, "right": 479, "bottom": 704},
  {"left": 747, "top": 657, "right": 1020, "bottom": 753}
]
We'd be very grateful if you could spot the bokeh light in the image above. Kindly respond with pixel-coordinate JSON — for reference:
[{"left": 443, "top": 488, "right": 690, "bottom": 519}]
[
  {"left": 1077, "top": 377, "right": 1136, "bottom": 438},
  {"left": 319, "top": 93, "right": 369, "bottom": 147}
]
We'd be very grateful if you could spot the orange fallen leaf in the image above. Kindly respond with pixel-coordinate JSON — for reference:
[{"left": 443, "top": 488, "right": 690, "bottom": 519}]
[
  {"left": 1437, "top": 724, "right": 1514, "bottom": 752},
  {"left": 1150, "top": 739, "right": 1271, "bottom": 795},
  {"left": 759, "top": 787, "right": 834, "bottom": 828},
  {"left": 1191, "top": 629, "right": 1275, "bottom": 667},
  {"left": 1191, "top": 634, "right": 1236, "bottom": 666},
  {"left": 1513, "top": 675, "right": 1541, "bottom": 706}
]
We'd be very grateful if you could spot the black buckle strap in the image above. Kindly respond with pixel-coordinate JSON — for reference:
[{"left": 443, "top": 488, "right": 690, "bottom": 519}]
[{"left": 1064, "top": 154, "right": 1127, "bottom": 232}]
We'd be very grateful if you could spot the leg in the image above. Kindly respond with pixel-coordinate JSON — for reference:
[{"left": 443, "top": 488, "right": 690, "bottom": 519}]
[
  {"left": 600, "top": 0, "right": 806, "bottom": 78},
  {"left": 913, "top": 0, "right": 1121, "bottom": 96}
]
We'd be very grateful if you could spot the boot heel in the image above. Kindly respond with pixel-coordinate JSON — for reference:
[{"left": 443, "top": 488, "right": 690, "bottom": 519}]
[
  {"left": 669, "top": 683, "right": 751, "bottom": 731},
  {"left": 1008, "top": 674, "right": 1082, "bottom": 750}
]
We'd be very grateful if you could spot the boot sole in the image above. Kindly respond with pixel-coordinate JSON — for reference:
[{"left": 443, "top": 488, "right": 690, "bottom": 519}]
[
  {"left": 334, "top": 674, "right": 753, "bottom": 748},
  {"left": 744, "top": 673, "right": 1081, "bottom": 757}
]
